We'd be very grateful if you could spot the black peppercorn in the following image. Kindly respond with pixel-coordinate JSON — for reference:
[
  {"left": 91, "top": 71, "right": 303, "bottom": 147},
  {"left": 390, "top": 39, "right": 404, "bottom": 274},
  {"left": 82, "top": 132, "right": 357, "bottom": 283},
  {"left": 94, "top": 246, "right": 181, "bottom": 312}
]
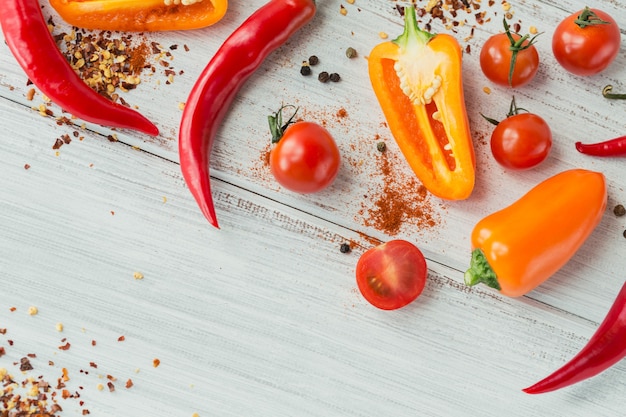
[
  {"left": 329, "top": 73, "right": 341, "bottom": 82},
  {"left": 300, "top": 63, "right": 312, "bottom": 76},
  {"left": 339, "top": 243, "right": 351, "bottom": 253},
  {"left": 614, "top": 204, "right": 626, "bottom": 217},
  {"left": 308, "top": 55, "right": 319, "bottom": 65},
  {"left": 318, "top": 71, "right": 330, "bottom": 83}
]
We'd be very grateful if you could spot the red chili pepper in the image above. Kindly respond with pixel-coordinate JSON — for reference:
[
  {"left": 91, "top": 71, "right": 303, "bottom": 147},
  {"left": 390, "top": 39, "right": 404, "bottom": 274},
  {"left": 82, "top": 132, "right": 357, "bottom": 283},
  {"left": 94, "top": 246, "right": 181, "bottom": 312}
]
[
  {"left": 575, "top": 135, "right": 626, "bottom": 156},
  {"left": 0, "top": 0, "right": 158, "bottom": 136},
  {"left": 179, "top": 0, "right": 316, "bottom": 228},
  {"left": 523, "top": 281, "right": 626, "bottom": 394}
]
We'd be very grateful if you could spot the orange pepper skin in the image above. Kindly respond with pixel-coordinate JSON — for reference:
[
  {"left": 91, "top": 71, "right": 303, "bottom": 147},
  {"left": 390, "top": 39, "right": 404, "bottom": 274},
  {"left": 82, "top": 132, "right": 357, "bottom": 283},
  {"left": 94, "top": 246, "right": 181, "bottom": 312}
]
[
  {"left": 465, "top": 169, "right": 607, "bottom": 297},
  {"left": 368, "top": 6, "right": 475, "bottom": 200},
  {"left": 48, "top": 0, "right": 228, "bottom": 32}
]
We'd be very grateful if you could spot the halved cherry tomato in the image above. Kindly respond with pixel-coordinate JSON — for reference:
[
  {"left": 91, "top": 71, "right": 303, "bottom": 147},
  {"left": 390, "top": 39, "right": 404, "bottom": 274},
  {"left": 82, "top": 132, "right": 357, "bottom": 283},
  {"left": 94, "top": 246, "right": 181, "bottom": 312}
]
[
  {"left": 355, "top": 240, "right": 428, "bottom": 310},
  {"left": 552, "top": 7, "right": 621, "bottom": 76},
  {"left": 268, "top": 106, "right": 340, "bottom": 193},
  {"left": 484, "top": 97, "right": 552, "bottom": 170},
  {"left": 480, "top": 19, "right": 540, "bottom": 88}
]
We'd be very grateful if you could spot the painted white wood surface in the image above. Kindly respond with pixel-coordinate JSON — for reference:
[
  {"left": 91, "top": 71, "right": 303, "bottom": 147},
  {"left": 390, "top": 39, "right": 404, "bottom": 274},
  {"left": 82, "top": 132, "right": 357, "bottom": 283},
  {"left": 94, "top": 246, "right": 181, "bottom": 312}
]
[{"left": 2, "top": 0, "right": 626, "bottom": 415}]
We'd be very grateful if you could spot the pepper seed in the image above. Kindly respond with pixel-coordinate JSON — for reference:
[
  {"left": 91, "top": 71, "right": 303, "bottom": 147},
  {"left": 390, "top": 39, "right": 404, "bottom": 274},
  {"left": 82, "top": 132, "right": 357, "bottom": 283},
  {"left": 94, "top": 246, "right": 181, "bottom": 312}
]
[{"left": 318, "top": 71, "right": 330, "bottom": 83}]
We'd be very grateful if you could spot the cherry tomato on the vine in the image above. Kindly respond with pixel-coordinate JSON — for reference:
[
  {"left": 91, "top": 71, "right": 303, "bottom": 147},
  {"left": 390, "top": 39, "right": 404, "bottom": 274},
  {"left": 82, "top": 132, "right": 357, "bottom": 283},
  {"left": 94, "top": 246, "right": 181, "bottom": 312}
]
[
  {"left": 268, "top": 106, "right": 341, "bottom": 193},
  {"left": 487, "top": 98, "right": 552, "bottom": 170},
  {"left": 552, "top": 7, "right": 621, "bottom": 76},
  {"left": 480, "top": 19, "right": 539, "bottom": 88},
  {"left": 355, "top": 240, "right": 428, "bottom": 310}
]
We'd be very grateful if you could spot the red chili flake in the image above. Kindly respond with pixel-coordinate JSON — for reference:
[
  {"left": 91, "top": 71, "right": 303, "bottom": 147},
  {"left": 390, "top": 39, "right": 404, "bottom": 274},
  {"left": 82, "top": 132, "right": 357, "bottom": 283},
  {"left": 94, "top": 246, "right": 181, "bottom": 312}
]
[
  {"left": 59, "top": 342, "right": 71, "bottom": 350},
  {"left": 107, "top": 381, "right": 115, "bottom": 392},
  {"left": 0, "top": 347, "right": 5, "bottom": 357},
  {"left": 125, "top": 378, "right": 133, "bottom": 389},
  {"left": 152, "top": 358, "right": 161, "bottom": 368},
  {"left": 8, "top": 340, "right": 14, "bottom": 346},
  {"left": 91, "top": 340, "right": 97, "bottom": 346},
  {"left": 52, "top": 138, "right": 65, "bottom": 150},
  {"left": 24, "top": 164, "right": 31, "bottom": 170},
  {"left": 0, "top": 328, "right": 6, "bottom": 334},
  {"left": 20, "top": 357, "right": 33, "bottom": 371},
  {"left": 117, "top": 335, "right": 125, "bottom": 342},
  {"left": 83, "top": 410, "right": 91, "bottom": 415},
  {"left": 10, "top": 307, "right": 16, "bottom": 312},
  {"left": 89, "top": 362, "right": 98, "bottom": 368}
]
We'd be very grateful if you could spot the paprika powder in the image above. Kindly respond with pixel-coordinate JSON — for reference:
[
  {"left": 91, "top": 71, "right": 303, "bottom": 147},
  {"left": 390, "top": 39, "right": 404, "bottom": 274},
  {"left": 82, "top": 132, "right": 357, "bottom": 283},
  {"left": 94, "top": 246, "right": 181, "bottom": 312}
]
[
  {"left": 368, "top": 6, "right": 475, "bottom": 200},
  {"left": 49, "top": 0, "right": 228, "bottom": 32}
]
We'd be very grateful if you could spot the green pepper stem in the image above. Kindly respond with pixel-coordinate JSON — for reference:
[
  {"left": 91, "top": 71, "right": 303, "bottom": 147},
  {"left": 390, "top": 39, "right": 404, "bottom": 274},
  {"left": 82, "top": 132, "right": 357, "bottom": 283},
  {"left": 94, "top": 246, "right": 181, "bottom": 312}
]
[
  {"left": 503, "top": 18, "right": 540, "bottom": 87},
  {"left": 464, "top": 248, "right": 501, "bottom": 291},
  {"left": 602, "top": 85, "right": 626, "bottom": 100},
  {"left": 393, "top": 6, "right": 435, "bottom": 50}
]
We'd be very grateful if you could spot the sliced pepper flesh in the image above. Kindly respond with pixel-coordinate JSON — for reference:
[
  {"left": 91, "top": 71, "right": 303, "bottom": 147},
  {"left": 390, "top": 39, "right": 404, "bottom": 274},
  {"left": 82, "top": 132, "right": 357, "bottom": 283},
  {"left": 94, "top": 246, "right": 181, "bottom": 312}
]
[
  {"left": 49, "top": 0, "right": 228, "bottom": 32},
  {"left": 368, "top": 6, "right": 475, "bottom": 200}
]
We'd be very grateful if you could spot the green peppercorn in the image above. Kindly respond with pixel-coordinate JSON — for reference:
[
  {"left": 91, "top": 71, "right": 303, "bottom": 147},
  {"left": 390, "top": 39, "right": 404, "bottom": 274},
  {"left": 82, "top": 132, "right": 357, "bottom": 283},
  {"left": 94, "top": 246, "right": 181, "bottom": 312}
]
[
  {"left": 318, "top": 71, "right": 330, "bottom": 83},
  {"left": 308, "top": 55, "right": 319, "bottom": 66},
  {"left": 329, "top": 73, "right": 341, "bottom": 82},
  {"left": 614, "top": 204, "right": 626, "bottom": 217},
  {"left": 339, "top": 243, "right": 351, "bottom": 254},
  {"left": 300, "top": 63, "right": 312, "bottom": 76},
  {"left": 345, "top": 47, "right": 357, "bottom": 59},
  {"left": 377, "top": 141, "right": 387, "bottom": 152}
]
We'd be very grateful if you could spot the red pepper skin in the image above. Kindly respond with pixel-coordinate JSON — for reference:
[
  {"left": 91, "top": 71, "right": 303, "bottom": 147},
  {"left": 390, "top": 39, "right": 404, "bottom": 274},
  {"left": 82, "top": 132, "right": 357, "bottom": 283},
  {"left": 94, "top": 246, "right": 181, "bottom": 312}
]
[
  {"left": 523, "top": 281, "right": 626, "bottom": 394},
  {"left": 0, "top": 0, "right": 158, "bottom": 136},
  {"left": 576, "top": 136, "right": 626, "bottom": 156},
  {"left": 179, "top": 0, "right": 316, "bottom": 227}
]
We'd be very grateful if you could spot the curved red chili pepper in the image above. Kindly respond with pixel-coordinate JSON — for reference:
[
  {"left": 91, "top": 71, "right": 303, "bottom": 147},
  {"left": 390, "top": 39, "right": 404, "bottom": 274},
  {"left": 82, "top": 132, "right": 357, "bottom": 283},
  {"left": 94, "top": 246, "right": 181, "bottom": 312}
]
[
  {"left": 523, "top": 281, "right": 626, "bottom": 394},
  {"left": 575, "top": 136, "right": 626, "bottom": 156},
  {"left": 178, "top": 0, "right": 316, "bottom": 228},
  {"left": 0, "top": 0, "right": 159, "bottom": 136}
]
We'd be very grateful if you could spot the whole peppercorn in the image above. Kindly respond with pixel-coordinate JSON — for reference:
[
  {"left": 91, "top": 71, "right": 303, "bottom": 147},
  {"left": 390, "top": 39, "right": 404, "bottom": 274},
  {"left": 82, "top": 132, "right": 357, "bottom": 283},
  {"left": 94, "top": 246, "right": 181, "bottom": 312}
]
[
  {"left": 329, "top": 73, "right": 341, "bottom": 82},
  {"left": 300, "top": 63, "right": 312, "bottom": 76},
  {"left": 339, "top": 243, "right": 351, "bottom": 253},
  {"left": 345, "top": 47, "right": 357, "bottom": 59},
  {"left": 377, "top": 141, "right": 387, "bottom": 152},
  {"left": 308, "top": 55, "right": 319, "bottom": 66},
  {"left": 318, "top": 71, "right": 330, "bottom": 83},
  {"left": 614, "top": 204, "right": 626, "bottom": 217}
]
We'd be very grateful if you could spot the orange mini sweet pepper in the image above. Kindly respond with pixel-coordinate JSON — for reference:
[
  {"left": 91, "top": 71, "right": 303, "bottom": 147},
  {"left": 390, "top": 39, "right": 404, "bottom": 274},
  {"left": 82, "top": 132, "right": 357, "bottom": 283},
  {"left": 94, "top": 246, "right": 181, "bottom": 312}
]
[
  {"left": 464, "top": 169, "right": 607, "bottom": 297},
  {"left": 49, "top": 0, "right": 228, "bottom": 32},
  {"left": 368, "top": 6, "right": 475, "bottom": 200}
]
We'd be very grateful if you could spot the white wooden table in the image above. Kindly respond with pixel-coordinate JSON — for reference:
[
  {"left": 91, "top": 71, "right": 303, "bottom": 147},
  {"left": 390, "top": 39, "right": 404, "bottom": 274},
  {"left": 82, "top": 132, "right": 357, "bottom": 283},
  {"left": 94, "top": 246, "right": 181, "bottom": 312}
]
[{"left": 2, "top": 0, "right": 626, "bottom": 415}]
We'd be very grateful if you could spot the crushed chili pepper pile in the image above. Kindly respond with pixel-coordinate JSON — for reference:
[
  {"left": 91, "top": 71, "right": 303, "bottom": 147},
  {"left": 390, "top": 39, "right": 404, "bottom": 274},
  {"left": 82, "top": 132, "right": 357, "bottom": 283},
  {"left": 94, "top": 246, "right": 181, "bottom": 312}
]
[{"left": 0, "top": 308, "right": 149, "bottom": 416}]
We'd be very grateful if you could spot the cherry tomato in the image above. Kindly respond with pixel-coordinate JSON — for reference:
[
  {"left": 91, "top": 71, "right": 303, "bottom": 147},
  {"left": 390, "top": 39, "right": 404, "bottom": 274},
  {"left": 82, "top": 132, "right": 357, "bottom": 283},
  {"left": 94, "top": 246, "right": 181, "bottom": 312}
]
[
  {"left": 270, "top": 121, "right": 341, "bottom": 193},
  {"left": 490, "top": 113, "right": 552, "bottom": 170},
  {"left": 552, "top": 7, "right": 620, "bottom": 76},
  {"left": 355, "top": 240, "right": 427, "bottom": 310},
  {"left": 480, "top": 23, "right": 539, "bottom": 87}
]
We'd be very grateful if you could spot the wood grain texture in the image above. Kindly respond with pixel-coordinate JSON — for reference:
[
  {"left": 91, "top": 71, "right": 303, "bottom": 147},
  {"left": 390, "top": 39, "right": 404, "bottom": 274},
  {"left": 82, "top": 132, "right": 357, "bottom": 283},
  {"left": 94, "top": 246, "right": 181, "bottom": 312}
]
[{"left": 1, "top": 0, "right": 626, "bottom": 415}]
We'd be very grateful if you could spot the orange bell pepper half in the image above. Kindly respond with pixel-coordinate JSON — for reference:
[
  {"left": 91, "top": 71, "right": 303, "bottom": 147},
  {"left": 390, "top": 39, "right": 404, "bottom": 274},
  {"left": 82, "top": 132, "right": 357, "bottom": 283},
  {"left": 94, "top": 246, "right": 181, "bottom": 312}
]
[
  {"left": 49, "top": 0, "right": 228, "bottom": 32},
  {"left": 368, "top": 6, "right": 475, "bottom": 200}
]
